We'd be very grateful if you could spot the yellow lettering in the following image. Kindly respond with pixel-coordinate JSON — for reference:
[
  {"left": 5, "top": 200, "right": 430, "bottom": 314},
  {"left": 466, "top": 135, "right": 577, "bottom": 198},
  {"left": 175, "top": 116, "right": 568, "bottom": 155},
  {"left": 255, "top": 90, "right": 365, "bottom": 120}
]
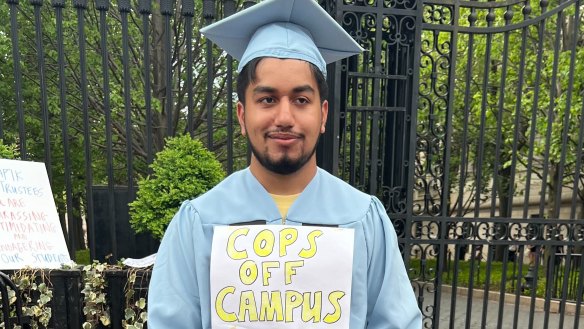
[
  {"left": 253, "top": 229, "right": 275, "bottom": 257},
  {"left": 284, "top": 260, "right": 304, "bottom": 285},
  {"left": 227, "top": 228, "right": 249, "bottom": 260},
  {"left": 238, "top": 290, "right": 259, "bottom": 322},
  {"left": 279, "top": 227, "right": 298, "bottom": 257},
  {"left": 284, "top": 290, "right": 303, "bottom": 322},
  {"left": 302, "top": 291, "right": 322, "bottom": 323},
  {"left": 298, "top": 230, "right": 323, "bottom": 259},
  {"left": 261, "top": 261, "right": 279, "bottom": 286},
  {"left": 215, "top": 286, "right": 237, "bottom": 322},
  {"left": 259, "top": 291, "right": 284, "bottom": 321},
  {"left": 239, "top": 260, "right": 258, "bottom": 285},
  {"left": 323, "top": 291, "right": 345, "bottom": 324}
]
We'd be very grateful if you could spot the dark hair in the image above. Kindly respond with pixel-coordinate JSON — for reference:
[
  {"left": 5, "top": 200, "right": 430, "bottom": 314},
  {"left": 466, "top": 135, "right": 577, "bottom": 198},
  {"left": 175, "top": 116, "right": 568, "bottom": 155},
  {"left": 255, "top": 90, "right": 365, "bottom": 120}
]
[{"left": 236, "top": 57, "right": 328, "bottom": 105}]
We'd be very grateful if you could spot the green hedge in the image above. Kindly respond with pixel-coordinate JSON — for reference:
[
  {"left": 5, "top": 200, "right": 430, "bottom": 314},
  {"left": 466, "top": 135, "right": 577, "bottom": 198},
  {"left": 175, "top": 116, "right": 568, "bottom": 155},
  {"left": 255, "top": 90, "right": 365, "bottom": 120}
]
[{"left": 129, "top": 135, "right": 225, "bottom": 240}]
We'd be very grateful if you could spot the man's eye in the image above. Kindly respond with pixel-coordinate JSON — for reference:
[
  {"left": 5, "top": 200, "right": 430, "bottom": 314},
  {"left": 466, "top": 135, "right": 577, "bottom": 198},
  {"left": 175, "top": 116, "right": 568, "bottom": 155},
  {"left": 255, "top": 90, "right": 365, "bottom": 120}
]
[
  {"left": 296, "top": 98, "right": 310, "bottom": 104},
  {"left": 259, "top": 97, "right": 275, "bottom": 104}
]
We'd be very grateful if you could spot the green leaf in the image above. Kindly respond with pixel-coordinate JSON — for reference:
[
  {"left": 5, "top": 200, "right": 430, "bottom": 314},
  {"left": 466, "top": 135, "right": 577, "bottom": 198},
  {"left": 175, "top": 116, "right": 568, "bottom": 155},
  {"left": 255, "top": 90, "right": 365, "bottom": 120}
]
[
  {"left": 125, "top": 308, "right": 136, "bottom": 320},
  {"left": 136, "top": 298, "right": 146, "bottom": 309}
]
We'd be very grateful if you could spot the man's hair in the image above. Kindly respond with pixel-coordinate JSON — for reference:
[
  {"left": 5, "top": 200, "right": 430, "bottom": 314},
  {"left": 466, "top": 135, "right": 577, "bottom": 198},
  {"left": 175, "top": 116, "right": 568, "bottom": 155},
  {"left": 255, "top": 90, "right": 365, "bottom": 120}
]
[{"left": 236, "top": 57, "right": 328, "bottom": 105}]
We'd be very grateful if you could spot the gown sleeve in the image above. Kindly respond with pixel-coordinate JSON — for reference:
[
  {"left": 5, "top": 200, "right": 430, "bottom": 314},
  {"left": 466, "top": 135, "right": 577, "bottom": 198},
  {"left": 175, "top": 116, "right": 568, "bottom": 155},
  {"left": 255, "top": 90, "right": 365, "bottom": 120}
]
[
  {"left": 147, "top": 201, "right": 203, "bottom": 329},
  {"left": 363, "top": 197, "right": 422, "bottom": 329}
]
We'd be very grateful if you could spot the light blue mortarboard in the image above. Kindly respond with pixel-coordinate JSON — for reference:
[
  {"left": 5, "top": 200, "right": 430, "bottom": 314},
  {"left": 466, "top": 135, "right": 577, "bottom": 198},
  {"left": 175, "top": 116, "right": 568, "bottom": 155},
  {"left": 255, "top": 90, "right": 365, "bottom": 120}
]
[{"left": 200, "top": 0, "right": 363, "bottom": 78}]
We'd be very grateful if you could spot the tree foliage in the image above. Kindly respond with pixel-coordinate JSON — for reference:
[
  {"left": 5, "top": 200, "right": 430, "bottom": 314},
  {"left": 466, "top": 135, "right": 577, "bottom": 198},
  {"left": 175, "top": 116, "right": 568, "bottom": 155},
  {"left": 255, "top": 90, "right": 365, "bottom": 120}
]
[
  {"left": 0, "top": 0, "right": 248, "bottom": 250},
  {"left": 417, "top": 0, "right": 584, "bottom": 218}
]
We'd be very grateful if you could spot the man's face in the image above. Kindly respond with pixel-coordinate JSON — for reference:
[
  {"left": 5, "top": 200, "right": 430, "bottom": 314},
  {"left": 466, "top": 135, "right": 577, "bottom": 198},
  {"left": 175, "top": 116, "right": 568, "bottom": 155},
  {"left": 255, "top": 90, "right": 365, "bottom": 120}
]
[{"left": 237, "top": 58, "right": 328, "bottom": 175}]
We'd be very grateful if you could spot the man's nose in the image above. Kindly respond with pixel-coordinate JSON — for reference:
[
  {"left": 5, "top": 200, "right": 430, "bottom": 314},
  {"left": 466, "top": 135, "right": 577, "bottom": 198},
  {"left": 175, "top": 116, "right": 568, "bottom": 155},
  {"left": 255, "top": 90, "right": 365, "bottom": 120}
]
[{"left": 274, "top": 100, "right": 294, "bottom": 127}]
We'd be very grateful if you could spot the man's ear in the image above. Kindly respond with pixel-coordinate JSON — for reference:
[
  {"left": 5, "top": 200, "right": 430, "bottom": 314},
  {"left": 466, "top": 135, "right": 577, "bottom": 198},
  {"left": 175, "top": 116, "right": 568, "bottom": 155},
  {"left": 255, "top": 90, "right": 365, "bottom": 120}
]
[
  {"left": 320, "top": 100, "right": 329, "bottom": 133},
  {"left": 237, "top": 101, "right": 246, "bottom": 136}
]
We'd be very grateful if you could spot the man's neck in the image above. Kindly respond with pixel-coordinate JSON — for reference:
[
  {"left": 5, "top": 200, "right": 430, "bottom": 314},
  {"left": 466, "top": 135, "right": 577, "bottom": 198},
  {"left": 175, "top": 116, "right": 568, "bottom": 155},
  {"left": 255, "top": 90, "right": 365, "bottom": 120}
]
[{"left": 249, "top": 157, "right": 317, "bottom": 195}]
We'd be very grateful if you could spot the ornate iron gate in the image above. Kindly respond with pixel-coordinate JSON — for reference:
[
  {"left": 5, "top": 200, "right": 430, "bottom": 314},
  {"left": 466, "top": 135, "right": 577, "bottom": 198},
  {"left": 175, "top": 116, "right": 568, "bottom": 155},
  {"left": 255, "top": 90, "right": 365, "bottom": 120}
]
[{"left": 326, "top": 0, "right": 584, "bottom": 328}]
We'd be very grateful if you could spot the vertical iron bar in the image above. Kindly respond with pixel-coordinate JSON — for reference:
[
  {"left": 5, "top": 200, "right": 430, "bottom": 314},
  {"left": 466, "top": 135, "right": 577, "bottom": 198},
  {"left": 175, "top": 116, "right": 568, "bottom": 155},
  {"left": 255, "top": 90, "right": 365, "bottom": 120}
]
[
  {"left": 489, "top": 11, "right": 511, "bottom": 217},
  {"left": 405, "top": 0, "right": 424, "bottom": 320},
  {"left": 225, "top": 0, "right": 236, "bottom": 174},
  {"left": 497, "top": 244, "right": 511, "bottom": 329},
  {"left": 558, "top": 245, "right": 573, "bottom": 329},
  {"left": 528, "top": 245, "right": 543, "bottom": 329},
  {"left": 359, "top": 110, "right": 367, "bottom": 189},
  {"left": 504, "top": 14, "right": 528, "bottom": 222},
  {"left": 74, "top": 0, "right": 94, "bottom": 259},
  {"left": 161, "top": 0, "right": 174, "bottom": 137},
  {"left": 522, "top": 0, "right": 544, "bottom": 220},
  {"left": 486, "top": 7, "right": 512, "bottom": 329},
  {"left": 7, "top": 0, "right": 26, "bottom": 158},
  {"left": 96, "top": 0, "right": 117, "bottom": 261},
  {"left": 456, "top": 21, "right": 474, "bottom": 219},
  {"left": 119, "top": 0, "right": 134, "bottom": 200},
  {"left": 536, "top": 0, "right": 555, "bottom": 218},
  {"left": 452, "top": 9, "right": 478, "bottom": 327},
  {"left": 450, "top": 244, "right": 461, "bottom": 329},
  {"left": 53, "top": 0, "right": 77, "bottom": 257},
  {"left": 30, "top": 0, "right": 53, "bottom": 181},
  {"left": 465, "top": 8, "right": 496, "bottom": 327},
  {"left": 324, "top": 0, "right": 343, "bottom": 177},
  {"left": 543, "top": 248, "right": 556, "bottom": 329},
  {"left": 183, "top": 0, "right": 195, "bottom": 137},
  {"left": 349, "top": 77, "right": 358, "bottom": 185},
  {"left": 573, "top": 251, "right": 584, "bottom": 328},
  {"left": 435, "top": 0, "right": 460, "bottom": 325},
  {"left": 500, "top": 6, "right": 529, "bottom": 327},
  {"left": 482, "top": 246, "right": 496, "bottom": 328},
  {"left": 138, "top": 0, "right": 153, "bottom": 169},
  {"left": 368, "top": 5, "right": 382, "bottom": 195},
  {"left": 473, "top": 12, "right": 494, "bottom": 219},
  {"left": 557, "top": 1, "right": 581, "bottom": 324},
  {"left": 203, "top": 0, "right": 215, "bottom": 149},
  {"left": 512, "top": 245, "right": 526, "bottom": 328},
  {"left": 466, "top": 240, "right": 480, "bottom": 329},
  {"left": 569, "top": 0, "right": 584, "bottom": 220},
  {"left": 552, "top": 4, "right": 579, "bottom": 221}
]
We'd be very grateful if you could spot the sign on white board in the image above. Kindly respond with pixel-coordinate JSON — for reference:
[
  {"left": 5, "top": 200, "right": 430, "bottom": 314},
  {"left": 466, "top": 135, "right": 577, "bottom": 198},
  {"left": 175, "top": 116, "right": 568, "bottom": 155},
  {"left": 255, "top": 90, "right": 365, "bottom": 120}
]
[
  {"left": 210, "top": 225, "right": 354, "bottom": 329},
  {"left": 0, "top": 159, "right": 73, "bottom": 269}
]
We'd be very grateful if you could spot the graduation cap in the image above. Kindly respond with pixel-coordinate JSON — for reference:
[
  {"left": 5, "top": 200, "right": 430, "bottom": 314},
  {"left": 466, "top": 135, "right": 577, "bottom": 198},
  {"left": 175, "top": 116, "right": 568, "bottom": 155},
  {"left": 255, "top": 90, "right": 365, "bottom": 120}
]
[{"left": 200, "top": 0, "right": 363, "bottom": 78}]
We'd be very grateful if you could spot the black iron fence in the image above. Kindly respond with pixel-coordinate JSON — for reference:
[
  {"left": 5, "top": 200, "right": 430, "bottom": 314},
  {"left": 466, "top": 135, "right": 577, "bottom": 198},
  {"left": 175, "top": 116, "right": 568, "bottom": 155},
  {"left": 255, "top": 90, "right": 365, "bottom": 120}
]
[
  {"left": 1, "top": 0, "right": 583, "bottom": 328},
  {"left": 550, "top": 253, "right": 583, "bottom": 302},
  {"left": 0, "top": 269, "right": 150, "bottom": 329}
]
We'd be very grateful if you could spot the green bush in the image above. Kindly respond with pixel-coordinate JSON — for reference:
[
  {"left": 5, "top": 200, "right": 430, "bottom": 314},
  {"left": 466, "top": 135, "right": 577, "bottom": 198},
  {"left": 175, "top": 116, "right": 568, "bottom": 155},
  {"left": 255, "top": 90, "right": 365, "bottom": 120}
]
[
  {"left": 129, "top": 135, "right": 225, "bottom": 240},
  {"left": 0, "top": 140, "right": 19, "bottom": 159}
]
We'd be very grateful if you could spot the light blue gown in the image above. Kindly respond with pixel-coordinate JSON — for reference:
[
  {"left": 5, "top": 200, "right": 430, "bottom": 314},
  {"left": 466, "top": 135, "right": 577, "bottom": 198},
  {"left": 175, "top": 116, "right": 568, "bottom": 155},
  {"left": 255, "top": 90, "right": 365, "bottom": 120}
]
[{"left": 148, "top": 168, "right": 422, "bottom": 328}]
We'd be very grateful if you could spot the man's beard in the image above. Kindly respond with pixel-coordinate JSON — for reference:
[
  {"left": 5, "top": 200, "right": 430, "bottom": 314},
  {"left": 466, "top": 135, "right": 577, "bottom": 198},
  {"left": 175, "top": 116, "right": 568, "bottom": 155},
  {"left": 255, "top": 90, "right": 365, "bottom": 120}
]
[{"left": 248, "top": 136, "right": 318, "bottom": 175}]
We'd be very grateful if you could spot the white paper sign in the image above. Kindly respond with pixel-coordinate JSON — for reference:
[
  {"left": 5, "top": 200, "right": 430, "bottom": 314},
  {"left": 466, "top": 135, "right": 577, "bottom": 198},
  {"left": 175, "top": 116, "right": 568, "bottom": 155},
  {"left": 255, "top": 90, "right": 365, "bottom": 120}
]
[
  {"left": 210, "top": 225, "right": 354, "bottom": 329},
  {"left": 0, "top": 159, "right": 73, "bottom": 269},
  {"left": 123, "top": 253, "right": 157, "bottom": 268}
]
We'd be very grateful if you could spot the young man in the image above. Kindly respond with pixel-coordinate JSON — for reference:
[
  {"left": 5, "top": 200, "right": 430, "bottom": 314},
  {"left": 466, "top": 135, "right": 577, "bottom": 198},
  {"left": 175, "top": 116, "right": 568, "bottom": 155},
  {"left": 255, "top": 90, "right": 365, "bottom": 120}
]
[{"left": 147, "top": 0, "right": 422, "bottom": 328}]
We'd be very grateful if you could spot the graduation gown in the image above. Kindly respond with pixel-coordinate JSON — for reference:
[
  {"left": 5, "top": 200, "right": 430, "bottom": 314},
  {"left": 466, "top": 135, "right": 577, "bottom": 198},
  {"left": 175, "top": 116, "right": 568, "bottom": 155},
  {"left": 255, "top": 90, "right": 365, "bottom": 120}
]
[{"left": 147, "top": 167, "right": 422, "bottom": 328}]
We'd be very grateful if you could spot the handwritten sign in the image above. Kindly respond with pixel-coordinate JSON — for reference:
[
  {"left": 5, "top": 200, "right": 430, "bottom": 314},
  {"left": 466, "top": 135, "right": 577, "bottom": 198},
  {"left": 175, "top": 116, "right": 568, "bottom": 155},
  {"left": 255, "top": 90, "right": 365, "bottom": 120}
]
[
  {"left": 0, "top": 159, "right": 72, "bottom": 269},
  {"left": 210, "top": 225, "right": 354, "bottom": 329}
]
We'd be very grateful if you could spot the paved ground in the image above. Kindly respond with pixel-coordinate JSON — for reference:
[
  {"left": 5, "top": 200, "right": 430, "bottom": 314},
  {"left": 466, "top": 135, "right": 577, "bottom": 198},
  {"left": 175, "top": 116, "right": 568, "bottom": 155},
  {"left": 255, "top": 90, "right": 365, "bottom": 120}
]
[{"left": 423, "top": 290, "right": 583, "bottom": 329}]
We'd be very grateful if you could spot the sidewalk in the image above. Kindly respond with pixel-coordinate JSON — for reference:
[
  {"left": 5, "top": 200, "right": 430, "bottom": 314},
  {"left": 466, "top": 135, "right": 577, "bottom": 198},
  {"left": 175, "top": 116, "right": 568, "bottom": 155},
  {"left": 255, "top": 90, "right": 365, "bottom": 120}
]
[{"left": 425, "top": 287, "right": 583, "bottom": 329}]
